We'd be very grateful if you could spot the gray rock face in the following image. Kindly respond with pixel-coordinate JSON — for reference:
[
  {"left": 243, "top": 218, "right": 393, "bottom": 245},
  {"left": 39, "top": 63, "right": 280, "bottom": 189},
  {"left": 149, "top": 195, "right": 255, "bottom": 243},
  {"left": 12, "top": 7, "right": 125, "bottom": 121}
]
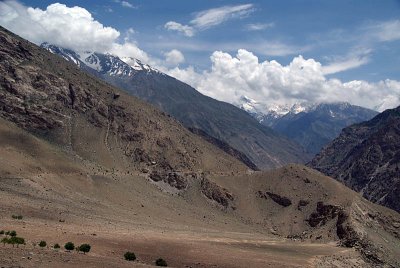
[{"left": 309, "top": 106, "right": 400, "bottom": 212}]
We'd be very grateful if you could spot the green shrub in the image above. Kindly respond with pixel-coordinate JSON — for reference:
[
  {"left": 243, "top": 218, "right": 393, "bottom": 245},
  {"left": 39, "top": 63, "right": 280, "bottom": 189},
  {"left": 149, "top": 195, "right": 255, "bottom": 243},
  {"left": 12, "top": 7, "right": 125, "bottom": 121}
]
[
  {"left": 39, "top": 240, "right": 47, "bottom": 248},
  {"left": 12, "top": 215, "right": 23, "bottom": 220},
  {"left": 9, "top": 236, "right": 25, "bottom": 247},
  {"left": 64, "top": 242, "right": 75, "bottom": 251},
  {"left": 9, "top": 231, "right": 17, "bottom": 237},
  {"left": 0, "top": 230, "right": 4, "bottom": 235},
  {"left": 78, "top": 243, "right": 91, "bottom": 254},
  {"left": 155, "top": 258, "right": 168, "bottom": 266},
  {"left": 1, "top": 237, "right": 9, "bottom": 245},
  {"left": 54, "top": 243, "right": 60, "bottom": 249},
  {"left": 124, "top": 251, "right": 136, "bottom": 261}
]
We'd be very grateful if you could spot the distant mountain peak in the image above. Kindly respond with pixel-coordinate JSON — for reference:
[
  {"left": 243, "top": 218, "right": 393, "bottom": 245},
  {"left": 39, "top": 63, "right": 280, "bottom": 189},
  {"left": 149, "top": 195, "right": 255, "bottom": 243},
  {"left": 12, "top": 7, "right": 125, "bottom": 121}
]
[
  {"left": 40, "top": 43, "right": 161, "bottom": 78},
  {"left": 237, "top": 96, "right": 378, "bottom": 154},
  {"left": 238, "top": 97, "right": 318, "bottom": 120}
]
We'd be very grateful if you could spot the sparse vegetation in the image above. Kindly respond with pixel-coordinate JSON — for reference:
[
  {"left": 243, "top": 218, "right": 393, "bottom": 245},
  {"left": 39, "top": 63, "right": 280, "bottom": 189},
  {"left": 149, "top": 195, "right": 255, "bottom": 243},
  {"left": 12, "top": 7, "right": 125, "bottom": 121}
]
[
  {"left": 39, "top": 240, "right": 47, "bottom": 248},
  {"left": 78, "top": 243, "right": 91, "bottom": 254},
  {"left": 155, "top": 258, "right": 168, "bottom": 266},
  {"left": 1, "top": 237, "right": 9, "bottom": 246},
  {"left": 1, "top": 236, "right": 25, "bottom": 247},
  {"left": 9, "top": 236, "right": 25, "bottom": 247},
  {"left": 124, "top": 251, "right": 136, "bottom": 261},
  {"left": 12, "top": 215, "right": 23, "bottom": 220},
  {"left": 54, "top": 243, "right": 60, "bottom": 249},
  {"left": 64, "top": 241, "right": 75, "bottom": 251}
]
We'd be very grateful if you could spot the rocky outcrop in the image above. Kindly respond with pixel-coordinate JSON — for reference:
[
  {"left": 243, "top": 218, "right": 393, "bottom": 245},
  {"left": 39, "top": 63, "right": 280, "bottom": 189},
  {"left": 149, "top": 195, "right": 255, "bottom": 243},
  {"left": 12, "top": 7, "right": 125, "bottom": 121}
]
[
  {"left": 201, "top": 177, "right": 235, "bottom": 210},
  {"left": 309, "top": 106, "right": 400, "bottom": 213},
  {"left": 149, "top": 171, "right": 189, "bottom": 190},
  {"left": 257, "top": 191, "right": 292, "bottom": 207},
  {"left": 307, "top": 202, "right": 343, "bottom": 227}
]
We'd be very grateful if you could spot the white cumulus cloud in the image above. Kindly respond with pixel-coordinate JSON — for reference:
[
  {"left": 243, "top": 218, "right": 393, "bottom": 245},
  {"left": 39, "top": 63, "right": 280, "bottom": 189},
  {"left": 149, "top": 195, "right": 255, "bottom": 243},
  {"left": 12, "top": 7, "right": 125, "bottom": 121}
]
[
  {"left": 168, "top": 49, "right": 400, "bottom": 112},
  {"left": 164, "top": 49, "right": 185, "bottom": 66},
  {"left": 0, "top": 1, "right": 148, "bottom": 62},
  {"left": 0, "top": 1, "right": 119, "bottom": 52}
]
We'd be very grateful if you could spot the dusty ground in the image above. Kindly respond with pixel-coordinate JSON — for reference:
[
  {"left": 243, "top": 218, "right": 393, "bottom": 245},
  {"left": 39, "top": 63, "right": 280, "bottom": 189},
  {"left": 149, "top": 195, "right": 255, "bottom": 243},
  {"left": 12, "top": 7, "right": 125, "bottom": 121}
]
[
  {"left": 0, "top": 162, "right": 370, "bottom": 268},
  {"left": 0, "top": 217, "right": 366, "bottom": 268}
]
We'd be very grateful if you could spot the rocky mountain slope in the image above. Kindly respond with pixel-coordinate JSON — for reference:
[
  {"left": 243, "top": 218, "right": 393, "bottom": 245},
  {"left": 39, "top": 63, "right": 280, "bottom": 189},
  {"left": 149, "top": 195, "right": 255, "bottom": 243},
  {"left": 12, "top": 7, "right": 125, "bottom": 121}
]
[
  {"left": 41, "top": 44, "right": 310, "bottom": 170},
  {"left": 0, "top": 26, "right": 247, "bottom": 175},
  {"left": 309, "top": 106, "right": 400, "bottom": 213},
  {"left": 239, "top": 97, "right": 378, "bottom": 154}
]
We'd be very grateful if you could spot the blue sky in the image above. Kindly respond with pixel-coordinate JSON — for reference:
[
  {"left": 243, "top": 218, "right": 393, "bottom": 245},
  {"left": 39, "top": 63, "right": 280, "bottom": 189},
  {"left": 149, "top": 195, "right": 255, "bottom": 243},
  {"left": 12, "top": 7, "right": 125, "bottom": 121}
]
[
  {"left": 1, "top": 0, "right": 399, "bottom": 110},
  {"left": 19, "top": 0, "right": 400, "bottom": 81}
]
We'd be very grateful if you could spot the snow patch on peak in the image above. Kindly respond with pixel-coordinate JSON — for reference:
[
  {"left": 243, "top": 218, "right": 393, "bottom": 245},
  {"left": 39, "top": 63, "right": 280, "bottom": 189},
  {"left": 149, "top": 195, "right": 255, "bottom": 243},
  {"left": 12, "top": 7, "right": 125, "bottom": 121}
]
[
  {"left": 121, "top": 57, "right": 163, "bottom": 75},
  {"left": 239, "top": 96, "right": 260, "bottom": 114},
  {"left": 41, "top": 43, "right": 164, "bottom": 78},
  {"left": 81, "top": 53, "right": 103, "bottom": 72}
]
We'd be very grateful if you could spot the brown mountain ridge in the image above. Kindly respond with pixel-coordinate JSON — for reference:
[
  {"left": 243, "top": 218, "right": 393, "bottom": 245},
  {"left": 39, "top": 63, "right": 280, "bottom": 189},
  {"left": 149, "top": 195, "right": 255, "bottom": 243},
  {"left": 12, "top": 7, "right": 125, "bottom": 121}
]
[{"left": 309, "top": 106, "right": 400, "bottom": 213}]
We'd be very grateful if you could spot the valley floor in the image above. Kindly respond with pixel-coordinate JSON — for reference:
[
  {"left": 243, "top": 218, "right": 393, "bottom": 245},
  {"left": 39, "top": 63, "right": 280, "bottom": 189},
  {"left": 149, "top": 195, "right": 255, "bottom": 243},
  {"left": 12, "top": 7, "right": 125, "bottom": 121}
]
[
  {"left": 0, "top": 218, "right": 366, "bottom": 268},
  {"left": 0, "top": 170, "right": 367, "bottom": 268}
]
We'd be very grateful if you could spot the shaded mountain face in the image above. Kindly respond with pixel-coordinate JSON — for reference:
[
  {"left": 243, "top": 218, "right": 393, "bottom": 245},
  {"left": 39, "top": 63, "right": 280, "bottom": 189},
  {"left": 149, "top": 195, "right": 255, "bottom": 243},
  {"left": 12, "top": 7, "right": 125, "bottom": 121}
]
[
  {"left": 0, "top": 26, "right": 248, "bottom": 175},
  {"left": 309, "top": 106, "right": 400, "bottom": 213},
  {"left": 41, "top": 43, "right": 310, "bottom": 170},
  {"left": 239, "top": 98, "right": 378, "bottom": 155}
]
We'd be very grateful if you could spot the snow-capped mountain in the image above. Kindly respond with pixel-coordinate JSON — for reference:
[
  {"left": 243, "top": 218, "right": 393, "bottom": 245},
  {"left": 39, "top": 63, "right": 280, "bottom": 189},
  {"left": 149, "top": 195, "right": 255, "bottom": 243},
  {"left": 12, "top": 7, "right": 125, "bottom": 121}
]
[
  {"left": 41, "top": 43, "right": 310, "bottom": 170},
  {"left": 41, "top": 43, "right": 160, "bottom": 77},
  {"left": 238, "top": 96, "right": 317, "bottom": 125},
  {"left": 238, "top": 96, "right": 378, "bottom": 154}
]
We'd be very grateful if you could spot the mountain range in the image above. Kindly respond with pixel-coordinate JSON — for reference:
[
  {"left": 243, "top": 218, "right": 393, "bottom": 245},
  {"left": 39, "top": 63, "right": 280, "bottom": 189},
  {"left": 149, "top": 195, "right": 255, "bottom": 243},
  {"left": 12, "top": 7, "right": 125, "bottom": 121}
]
[
  {"left": 41, "top": 43, "right": 310, "bottom": 170},
  {"left": 239, "top": 97, "right": 378, "bottom": 154},
  {"left": 0, "top": 25, "right": 400, "bottom": 267},
  {"left": 309, "top": 105, "right": 400, "bottom": 213}
]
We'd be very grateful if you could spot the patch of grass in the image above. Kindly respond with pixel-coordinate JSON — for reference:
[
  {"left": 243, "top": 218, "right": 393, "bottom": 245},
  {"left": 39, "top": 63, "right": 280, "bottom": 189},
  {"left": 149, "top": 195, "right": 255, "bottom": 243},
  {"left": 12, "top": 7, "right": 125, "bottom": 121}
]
[{"left": 124, "top": 251, "right": 136, "bottom": 261}]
